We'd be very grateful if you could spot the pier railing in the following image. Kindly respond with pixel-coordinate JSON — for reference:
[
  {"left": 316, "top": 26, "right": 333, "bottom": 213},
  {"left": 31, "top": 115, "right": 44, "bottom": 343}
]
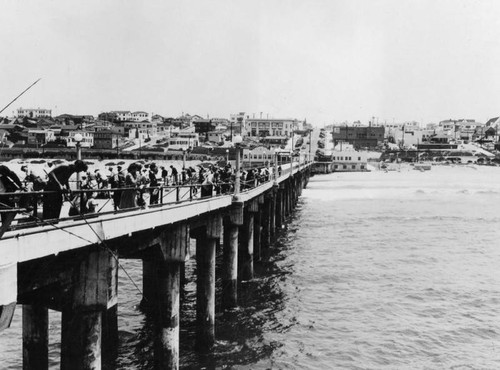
[{"left": 0, "top": 160, "right": 312, "bottom": 235}]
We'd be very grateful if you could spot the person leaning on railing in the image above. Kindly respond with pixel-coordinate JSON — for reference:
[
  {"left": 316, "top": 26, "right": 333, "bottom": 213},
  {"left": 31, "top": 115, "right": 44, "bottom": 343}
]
[
  {"left": 0, "top": 164, "right": 24, "bottom": 225},
  {"left": 42, "top": 160, "right": 88, "bottom": 221}
]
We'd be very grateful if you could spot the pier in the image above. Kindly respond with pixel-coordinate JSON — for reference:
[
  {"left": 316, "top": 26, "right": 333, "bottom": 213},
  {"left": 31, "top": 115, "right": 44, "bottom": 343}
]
[{"left": 0, "top": 159, "right": 312, "bottom": 369}]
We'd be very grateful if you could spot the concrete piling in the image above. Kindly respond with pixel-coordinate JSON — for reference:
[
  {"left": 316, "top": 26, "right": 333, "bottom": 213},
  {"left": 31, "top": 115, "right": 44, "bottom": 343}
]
[
  {"left": 60, "top": 248, "right": 115, "bottom": 370},
  {"left": 253, "top": 197, "right": 263, "bottom": 262},
  {"left": 223, "top": 200, "right": 243, "bottom": 309},
  {"left": 22, "top": 304, "right": 48, "bottom": 370},
  {"left": 194, "top": 215, "right": 221, "bottom": 352},
  {"left": 154, "top": 224, "right": 189, "bottom": 370},
  {"left": 240, "top": 205, "right": 255, "bottom": 281}
]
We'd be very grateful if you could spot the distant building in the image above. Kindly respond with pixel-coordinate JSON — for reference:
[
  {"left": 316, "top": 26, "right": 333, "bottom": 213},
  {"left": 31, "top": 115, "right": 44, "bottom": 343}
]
[
  {"left": 98, "top": 112, "right": 119, "bottom": 122},
  {"left": 242, "top": 146, "right": 277, "bottom": 167},
  {"left": 151, "top": 114, "right": 165, "bottom": 124},
  {"left": 211, "top": 117, "right": 230, "bottom": 126},
  {"left": 123, "top": 121, "right": 157, "bottom": 138},
  {"left": 110, "top": 110, "right": 151, "bottom": 122},
  {"left": 193, "top": 119, "right": 216, "bottom": 137},
  {"left": 245, "top": 118, "right": 301, "bottom": 138},
  {"left": 332, "top": 126, "right": 384, "bottom": 148},
  {"left": 17, "top": 107, "right": 52, "bottom": 119},
  {"left": 331, "top": 145, "right": 368, "bottom": 172},
  {"left": 260, "top": 136, "right": 289, "bottom": 148},
  {"left": 207, "top": 130, "right": 225, "bottom": 143},
  {"left": 27, "top": 129, "right": 56, "bottom": 146},
  {"left": 93, "top": 130, "right": 119, "bottom": 149},
  {"left": 166, "top": 132, "right": 199, "bottom": 150},
  {"left": 66, "top": 131, "right": 94, "bottom": 148},
  {"left": 485, "top": 116, "right": 500, "bottom": 129},
  {"left": 131, "top": 111, "right": 150, "bottom": 122},
  {"left": 113, "top": 111, "right": 132, "bottom": 121},
  {"left": 229, "top": 112, "right": 248, "bottom": 135}
]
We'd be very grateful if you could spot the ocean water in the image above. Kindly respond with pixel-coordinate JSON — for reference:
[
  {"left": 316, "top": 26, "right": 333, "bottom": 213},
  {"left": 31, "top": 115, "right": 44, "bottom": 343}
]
[{"left": 2, "top": 164, "right": 500, "bottom": 369}]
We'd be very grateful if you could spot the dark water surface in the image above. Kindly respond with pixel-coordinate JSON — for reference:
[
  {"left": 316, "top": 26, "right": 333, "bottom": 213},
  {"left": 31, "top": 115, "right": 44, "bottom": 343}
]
[{"left": 2, "top": 166, "right": 500, "bottom": 369}]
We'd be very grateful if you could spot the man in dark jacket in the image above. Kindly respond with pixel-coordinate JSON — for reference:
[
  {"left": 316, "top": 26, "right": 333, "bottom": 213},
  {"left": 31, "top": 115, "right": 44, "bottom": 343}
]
[
  {"left": 0, "top": 165, "right": 23, "bottom": 225},
  {"left": 170, "top": 165, "right": 178, "bottom": 185},
  {"left": 43, "top": 160, "right": 88, "bottom": 221},
  {"left": 148, "top": 163, "right": 159, "bottom": 205}
]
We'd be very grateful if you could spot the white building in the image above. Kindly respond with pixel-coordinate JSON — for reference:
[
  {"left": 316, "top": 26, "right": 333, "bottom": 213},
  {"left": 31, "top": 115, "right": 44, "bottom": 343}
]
[
  {"left": 167, "top": 132, "right": 199, "bottom": 150},
  {"left": 66, "top": 131, "right": 94, "bottom": 148},
  {"left": 131, "top": 111, "right": 150, "bottom": 122},
  {"left": 17, "top": 107, "right": 52, "bottom": 118},
  {"left": 245, "top": 118, "right": 302, "bottom": 138},
  {"left": 27, "top": 129, "right": 56, "bottom": 145},
  {"left": 331, "top": 143, "right": 368, "bottom": 172},
  {"left": 242, "top": 146, "right": 277, "bottom": 167}
]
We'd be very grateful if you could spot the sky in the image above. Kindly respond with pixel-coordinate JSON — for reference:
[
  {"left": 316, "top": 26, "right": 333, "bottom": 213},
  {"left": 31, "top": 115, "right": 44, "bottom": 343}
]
[{"left": 1, "top": 0, "right": 500, "bottom": 126}]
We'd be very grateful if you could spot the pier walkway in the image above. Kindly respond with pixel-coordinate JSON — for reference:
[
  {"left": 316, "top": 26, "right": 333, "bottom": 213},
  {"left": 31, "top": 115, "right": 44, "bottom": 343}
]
[{"left": 0, "top": 160, "right": 313, "bottom": 370}]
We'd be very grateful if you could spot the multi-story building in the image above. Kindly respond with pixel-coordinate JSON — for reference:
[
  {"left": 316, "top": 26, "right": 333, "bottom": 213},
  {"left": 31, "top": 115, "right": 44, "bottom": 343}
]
[
  {"left": 113, "top": 111, "right": 132, "bottom": 121},
  {"left": 166, "top": 132, "right": 199, "bottom": 150},
  {"left": 27, "top": 129, "right": 56, "bottom": 146},
  {"left": 66, "top": 131, "right": 94, "bottom": 148},
  {"left": 207, "top": 130, "right": 226, "bottom": 143},
  {"left": 245, "top": 118, "right": 301, "bottom": 138},
  {"left": 93, "top": 130, "right": 119, "bottom": 149},
  {"left": 331, "top": 146, "right": 368, "bottom": 172},
  {"left": 229, "top": 112, "right": 248, "bottom": 135},
  {"left": 332, "top": 126, "right": 385, "bottom": 149},
  {"left": 131, "top": 111, "right": 150, "bottom": 122},
  {"left": 193, "top": 119, "right": 216, "bottom": 138},
  {"left": 17, "top": 108, "right": 52, "bottom": 119},
  {"left": 123, "top": 121, "right": 157, "bottom": 138}
]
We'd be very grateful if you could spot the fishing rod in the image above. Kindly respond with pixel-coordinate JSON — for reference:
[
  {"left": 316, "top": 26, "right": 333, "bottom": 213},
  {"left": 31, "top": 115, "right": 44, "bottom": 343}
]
[{"left": 0, "top": 78, "right": 42, "bottom": 115}]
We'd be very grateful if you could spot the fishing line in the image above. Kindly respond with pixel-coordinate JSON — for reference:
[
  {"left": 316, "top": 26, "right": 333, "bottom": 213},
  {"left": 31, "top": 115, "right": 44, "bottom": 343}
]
[{"left": 0, "top": 198, "right": 146, "bottom": 299}]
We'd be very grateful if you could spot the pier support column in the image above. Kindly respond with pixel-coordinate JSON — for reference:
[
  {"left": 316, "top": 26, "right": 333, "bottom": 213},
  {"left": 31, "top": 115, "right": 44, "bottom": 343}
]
[
  {"left": 240, "top": 202, "right": 255, "bottom": 281},
  {"left": 0, "top": 261, "right": 17, "bottom": 332},
  {"left": 61, "top": 247, "right": 116, "bottom": 370},
  {"left": 287, "top": 182, "right": 292, "bottom": 214},
  {"left": 270, "top": 185, "right": 277, "bottom": 240},
  {"left": 276, "top": 187, "right": 283, "bottom": 229},
  {"left": 153, "top": 223, "right": 189, "bottom": 370},
  {"left": 102, "top": 304, "right": 118, "bottom": 362},
  {"left": 22, "top": 304, "right": 48, "bottom": 370},
  {"left": 141, "top": 259, "right": 158, "bottom": 309},
  {"left": 194, "top": 214, "right": 222, "bottom": 352},
  {"left": 223, "top": 200, "right": 243, "bottom": 309},
  {"left": 253, "top": 196, "right": 264, "bottom": 262},
  {"left": 262, "top": 195, "right": 271, "bottom": 249}
]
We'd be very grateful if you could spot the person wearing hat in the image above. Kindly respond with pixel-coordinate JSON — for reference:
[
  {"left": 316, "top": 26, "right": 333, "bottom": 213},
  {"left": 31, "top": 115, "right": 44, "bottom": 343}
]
[
  {"left": 110, "top": 165, "right": 126, "bottom": 210},
  {"left": 170, "top": 165, "right": 178, "bottom": 185},
  {"left": 119, "top": 163, "right": 140, "bottom": 209},
  {"left": 148, "top": 163, "right": 160, "bottom": 205}
]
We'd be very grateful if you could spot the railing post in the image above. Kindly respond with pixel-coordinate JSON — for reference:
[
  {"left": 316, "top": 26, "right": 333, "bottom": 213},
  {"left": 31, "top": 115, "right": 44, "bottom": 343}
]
[
  {"left": 176, "top": 185, "right": 180, "bottom": 202},
  {"left": 234, "top": 145, "right": 241, "bottom": 196}
]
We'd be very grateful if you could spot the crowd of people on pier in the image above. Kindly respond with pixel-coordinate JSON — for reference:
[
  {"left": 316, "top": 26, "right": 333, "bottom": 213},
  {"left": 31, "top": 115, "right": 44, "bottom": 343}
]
[{"left": 0, "top": 159, "right": 284, "bottom": 226}]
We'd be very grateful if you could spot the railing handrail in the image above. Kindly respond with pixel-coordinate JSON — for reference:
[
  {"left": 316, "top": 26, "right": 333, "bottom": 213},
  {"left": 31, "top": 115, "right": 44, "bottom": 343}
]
[{"left": 0, "top": 162, "right": 313, "bottom": 232}]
